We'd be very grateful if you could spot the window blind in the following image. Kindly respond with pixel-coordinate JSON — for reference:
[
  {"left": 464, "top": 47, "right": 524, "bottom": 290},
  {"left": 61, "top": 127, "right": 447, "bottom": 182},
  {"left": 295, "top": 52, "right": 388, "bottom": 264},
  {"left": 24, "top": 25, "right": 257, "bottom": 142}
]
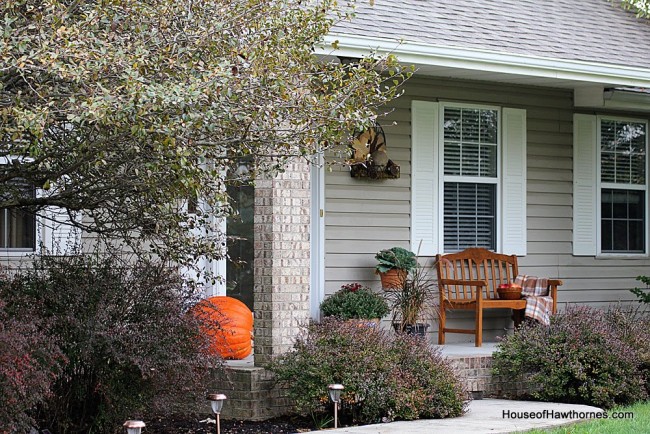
[{"left": 444, "top": 182, "right": 496, "bottom": 251}]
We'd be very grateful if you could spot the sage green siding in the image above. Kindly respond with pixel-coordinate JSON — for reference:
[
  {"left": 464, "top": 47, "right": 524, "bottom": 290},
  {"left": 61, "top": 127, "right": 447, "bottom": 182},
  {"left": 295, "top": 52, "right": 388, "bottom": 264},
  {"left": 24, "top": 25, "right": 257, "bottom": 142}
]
[{"left": 324, "top": 77, "right": 650, "bottom": 342}]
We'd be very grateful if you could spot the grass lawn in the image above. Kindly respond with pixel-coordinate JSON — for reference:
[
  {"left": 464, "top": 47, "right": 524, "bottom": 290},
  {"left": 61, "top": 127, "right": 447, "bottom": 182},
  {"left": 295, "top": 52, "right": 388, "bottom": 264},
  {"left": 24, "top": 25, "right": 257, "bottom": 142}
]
[{"left": 522, "top": 401, "right": 650, "bottom": 433}]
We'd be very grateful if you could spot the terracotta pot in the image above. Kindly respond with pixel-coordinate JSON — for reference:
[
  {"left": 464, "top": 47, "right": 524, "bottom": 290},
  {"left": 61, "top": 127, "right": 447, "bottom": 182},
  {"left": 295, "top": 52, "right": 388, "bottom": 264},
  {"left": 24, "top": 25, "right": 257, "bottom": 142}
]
[{"left": 378, "top": 269, "right": 407, "bottom": 289}]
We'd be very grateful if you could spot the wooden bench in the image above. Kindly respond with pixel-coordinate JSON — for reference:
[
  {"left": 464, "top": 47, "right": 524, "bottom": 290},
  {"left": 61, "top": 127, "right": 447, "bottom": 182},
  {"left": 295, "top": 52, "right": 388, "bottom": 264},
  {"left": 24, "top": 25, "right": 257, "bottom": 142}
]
[{"left": 435, "top": 248, "right": 562, "bottom": 347}]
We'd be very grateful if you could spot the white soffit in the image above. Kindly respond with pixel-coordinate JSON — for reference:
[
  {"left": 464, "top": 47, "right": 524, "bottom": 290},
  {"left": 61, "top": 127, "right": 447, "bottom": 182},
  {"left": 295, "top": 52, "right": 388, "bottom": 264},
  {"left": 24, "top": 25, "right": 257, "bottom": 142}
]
[
  {"left": 575, "top": 86, "right": 650, "bottom": 112},
  {"left": 318, "top": 34, "right": 650, "bottom": 89}
]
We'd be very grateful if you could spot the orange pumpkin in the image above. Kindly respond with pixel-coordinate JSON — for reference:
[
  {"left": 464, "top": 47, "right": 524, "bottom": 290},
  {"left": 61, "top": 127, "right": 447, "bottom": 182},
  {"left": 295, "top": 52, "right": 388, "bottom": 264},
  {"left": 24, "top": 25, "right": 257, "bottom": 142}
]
[{"left": 192, "top": 296, "right": 253, "bottom": 360}]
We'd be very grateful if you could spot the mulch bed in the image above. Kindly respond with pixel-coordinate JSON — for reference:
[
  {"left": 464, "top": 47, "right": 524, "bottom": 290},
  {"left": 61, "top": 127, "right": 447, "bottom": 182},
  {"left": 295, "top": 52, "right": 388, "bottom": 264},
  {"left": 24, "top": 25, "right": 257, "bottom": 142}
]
[{"left": 146, "top": 414, "right": 316, "bottom": 433}]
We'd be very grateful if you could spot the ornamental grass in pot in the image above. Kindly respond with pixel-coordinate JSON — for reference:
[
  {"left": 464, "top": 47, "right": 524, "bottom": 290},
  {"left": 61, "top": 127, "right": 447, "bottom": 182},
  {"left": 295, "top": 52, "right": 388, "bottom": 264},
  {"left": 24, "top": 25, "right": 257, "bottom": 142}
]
[
  {"left": 385, "top": 262, "right": 439, "bottom": 337},
  {"left": 375, "top": 247, "right": 417, "bottom": 289},
  {"left": 320, "top": 283, "right": 389, "bottom": 325}
]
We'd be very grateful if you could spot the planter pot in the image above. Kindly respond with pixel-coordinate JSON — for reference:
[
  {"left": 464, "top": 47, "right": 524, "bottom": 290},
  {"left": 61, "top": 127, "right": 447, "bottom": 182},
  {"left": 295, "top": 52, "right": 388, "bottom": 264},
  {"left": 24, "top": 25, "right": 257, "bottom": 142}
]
[
  {"left": 393, "top": 322, "right": 429, "bottom": 337},
  {"left": 378, "top": 269, "right": 407, "bottom": 290}
]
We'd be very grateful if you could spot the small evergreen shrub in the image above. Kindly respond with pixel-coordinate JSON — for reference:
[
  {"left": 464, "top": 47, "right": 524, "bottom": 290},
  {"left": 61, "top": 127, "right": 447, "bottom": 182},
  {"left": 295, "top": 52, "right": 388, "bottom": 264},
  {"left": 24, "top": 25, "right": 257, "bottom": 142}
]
[
  {"left": 0, "top": 254, "right": 223, "bottom": 434},
  {"left": 320, "top": 283, "right": 389, "bottom": 320},
  {"left": 630, "top": 275, "right": 650, "bottom": 303},
  {"left": 0, "top": 301, "right": 65, "bottom": 432},
  {"left": 268, "top": 318, "right": 466, "bottom": 425},
  {"left": 493, "top": 305, "right": 649, "bottom": 409}
]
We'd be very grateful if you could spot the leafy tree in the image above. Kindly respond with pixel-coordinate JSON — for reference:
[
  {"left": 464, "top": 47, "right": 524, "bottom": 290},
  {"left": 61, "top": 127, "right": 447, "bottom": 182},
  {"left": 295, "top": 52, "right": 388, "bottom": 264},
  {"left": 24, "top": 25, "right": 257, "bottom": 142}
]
[
  {"left": 618, "top": 0, "right": 650, "bottom": 17},
  {"left": 0, "top": 0, "right": 408, "bottom": 271}
]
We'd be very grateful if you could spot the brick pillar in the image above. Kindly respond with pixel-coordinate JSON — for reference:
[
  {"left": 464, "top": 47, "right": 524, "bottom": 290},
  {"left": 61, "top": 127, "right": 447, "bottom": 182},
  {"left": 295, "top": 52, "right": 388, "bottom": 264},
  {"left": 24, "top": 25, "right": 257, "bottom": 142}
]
[{"left": 253, "top": 160, "right": 311, "bottom": 366}]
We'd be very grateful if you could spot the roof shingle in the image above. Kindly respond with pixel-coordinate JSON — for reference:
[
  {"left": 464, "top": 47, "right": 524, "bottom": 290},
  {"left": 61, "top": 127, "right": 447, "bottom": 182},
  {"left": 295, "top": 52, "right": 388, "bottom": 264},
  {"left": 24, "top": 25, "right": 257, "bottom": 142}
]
[{"left": 332, "top": 0, "right": 650, "bottom": 69}]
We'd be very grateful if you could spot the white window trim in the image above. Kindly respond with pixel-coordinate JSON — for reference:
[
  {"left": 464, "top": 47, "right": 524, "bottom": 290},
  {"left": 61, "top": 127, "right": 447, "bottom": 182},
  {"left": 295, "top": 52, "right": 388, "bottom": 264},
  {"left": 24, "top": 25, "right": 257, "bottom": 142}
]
[
  {"left": 438, "top": 102, "right": 502, "bottom": 253},
  {"left": 596, "top": 115, "right": 649, "bottom": 258}
]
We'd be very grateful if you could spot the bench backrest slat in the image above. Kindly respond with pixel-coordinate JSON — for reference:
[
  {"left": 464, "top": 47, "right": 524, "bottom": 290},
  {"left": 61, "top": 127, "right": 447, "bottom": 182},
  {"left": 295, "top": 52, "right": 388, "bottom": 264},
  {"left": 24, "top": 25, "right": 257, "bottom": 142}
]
[{"left": 436, "top": 248, "right": 519, "bottom": 301}]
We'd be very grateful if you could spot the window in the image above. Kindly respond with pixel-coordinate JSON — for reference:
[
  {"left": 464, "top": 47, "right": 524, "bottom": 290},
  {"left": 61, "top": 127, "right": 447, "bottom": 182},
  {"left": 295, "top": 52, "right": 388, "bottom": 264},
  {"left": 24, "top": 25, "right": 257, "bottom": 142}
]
[
  {"left": 0, "top": 180, "right": 36, "bottom": 251},
  {"left": 600, "top": 119, "right": 647, "bottom": 254},
  {"left": 183, "top": 160, "right": 255, "bottom": 310},
  {"left": 226, "top": 177, "right": 254, "bottom": 311},
  {"left": 442, "top": 107, "right": 499, "bottom": 251},
  {"left": 573, "top": 114, "right": 648, "bottom": 256},
  {"left": 411, "top": 101, "right": 527, "bottom": 256},
  {"left": 444, "top": 183, "right": 496, "bottom": 251},
  {"left": 0, "top": 208, "right": 36, "bottom": 250}
]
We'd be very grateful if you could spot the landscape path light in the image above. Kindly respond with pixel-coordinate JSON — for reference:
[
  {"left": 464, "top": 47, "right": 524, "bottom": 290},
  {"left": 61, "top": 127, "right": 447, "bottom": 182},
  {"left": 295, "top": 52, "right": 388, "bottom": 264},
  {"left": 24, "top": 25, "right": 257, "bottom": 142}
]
[
  {"left": 328, "top": 383, "right": 344, "bottom": 428},
  {"left": 207, "top": 393, "right": 227, "bottom": 434},
  {"left": 123, "top": 420, "right": 145, "bottom": 434}
]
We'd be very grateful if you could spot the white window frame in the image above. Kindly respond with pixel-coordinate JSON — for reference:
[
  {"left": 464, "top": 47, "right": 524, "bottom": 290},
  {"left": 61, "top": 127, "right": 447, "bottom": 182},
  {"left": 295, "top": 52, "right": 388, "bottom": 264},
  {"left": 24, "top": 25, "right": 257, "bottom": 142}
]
[
  {"left": 596, "top": 115, "right": 649, "bottom": 257},
  {"left": 438, "top": 102, "right": 502, "bottom": 253}
]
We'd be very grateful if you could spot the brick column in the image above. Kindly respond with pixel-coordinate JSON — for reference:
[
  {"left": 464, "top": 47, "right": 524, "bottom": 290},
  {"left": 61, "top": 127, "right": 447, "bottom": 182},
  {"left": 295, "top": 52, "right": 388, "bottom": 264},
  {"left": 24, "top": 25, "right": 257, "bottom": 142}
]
[{"left": 253, "top": 160, "right": 311, "bottom": 366}]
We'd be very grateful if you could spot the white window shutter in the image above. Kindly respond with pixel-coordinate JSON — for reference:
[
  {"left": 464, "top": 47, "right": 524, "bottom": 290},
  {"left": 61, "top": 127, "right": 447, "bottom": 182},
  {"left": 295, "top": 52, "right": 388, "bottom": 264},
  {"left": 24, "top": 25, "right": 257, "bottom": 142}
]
[
  {"left": 180, "top": 201, "right": 226, "bottom": 297},
  {"left": 573, "top": 114, "right": 598, "bottom": 256},
  {"left": 38, "top": 185, "right": 81, "bottom": 255},
  {"left": 40, "top": 207, "right": 81, "bottom": 255},
  {"left": 411, "top": 100, "right": 439, "bottom": 256},
  {"left": 501, "top": 108, "right": 527, "bottom": 256}
]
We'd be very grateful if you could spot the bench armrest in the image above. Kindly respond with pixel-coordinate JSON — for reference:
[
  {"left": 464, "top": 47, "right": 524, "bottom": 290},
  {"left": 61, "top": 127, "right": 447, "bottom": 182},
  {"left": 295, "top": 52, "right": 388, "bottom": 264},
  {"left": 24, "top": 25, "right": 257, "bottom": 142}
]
[{"left": 547, "top": 279, "right": 562, "bottom": 314}]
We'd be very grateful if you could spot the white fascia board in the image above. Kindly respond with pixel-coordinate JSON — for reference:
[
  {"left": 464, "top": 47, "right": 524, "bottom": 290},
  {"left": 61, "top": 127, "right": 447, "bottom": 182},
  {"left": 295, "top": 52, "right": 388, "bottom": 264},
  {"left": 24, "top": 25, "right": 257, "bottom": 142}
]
[{"left": 318, "top": 34, "right": 650, "bottom": 88}]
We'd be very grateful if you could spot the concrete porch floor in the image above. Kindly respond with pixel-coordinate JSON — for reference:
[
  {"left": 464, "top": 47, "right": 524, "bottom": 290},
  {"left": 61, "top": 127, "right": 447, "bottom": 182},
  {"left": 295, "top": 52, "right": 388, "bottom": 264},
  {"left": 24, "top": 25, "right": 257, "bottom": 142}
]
[
  {"left": 224, "top": 341, "right": 501, "bottom": 368},
  {"left": 434, "top": 341, "right": 500, "bottom": 357}
]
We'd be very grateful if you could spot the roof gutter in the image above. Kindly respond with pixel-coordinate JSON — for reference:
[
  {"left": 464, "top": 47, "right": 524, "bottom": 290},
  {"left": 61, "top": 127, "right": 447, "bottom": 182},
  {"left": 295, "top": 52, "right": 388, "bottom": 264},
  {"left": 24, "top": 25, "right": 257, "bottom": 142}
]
[{"left": 318, "top": 34, "right": 650, "bottom": 88}]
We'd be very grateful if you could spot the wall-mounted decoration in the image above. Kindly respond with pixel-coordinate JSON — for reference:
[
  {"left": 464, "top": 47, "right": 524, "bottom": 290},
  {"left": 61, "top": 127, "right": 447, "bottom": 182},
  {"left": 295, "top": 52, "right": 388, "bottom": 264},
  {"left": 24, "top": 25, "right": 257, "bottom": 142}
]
[{"left": 348, "top": 122, "right": 400, "bottom": 179}]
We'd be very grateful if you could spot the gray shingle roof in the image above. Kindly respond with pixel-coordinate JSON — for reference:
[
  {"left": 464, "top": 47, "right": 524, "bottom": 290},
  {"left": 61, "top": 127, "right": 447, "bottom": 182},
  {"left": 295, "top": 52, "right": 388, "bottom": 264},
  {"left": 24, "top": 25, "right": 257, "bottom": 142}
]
[{"left": 332, "top": 0, "right": 650, "bottom": 69}]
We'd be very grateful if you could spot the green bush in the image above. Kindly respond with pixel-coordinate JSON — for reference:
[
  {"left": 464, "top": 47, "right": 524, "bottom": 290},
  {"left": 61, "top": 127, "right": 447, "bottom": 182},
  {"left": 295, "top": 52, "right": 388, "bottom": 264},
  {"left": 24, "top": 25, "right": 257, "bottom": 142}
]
[
  {"left": 493, "top": 305, "right": 649, "bottom": 409},
  {"left": 630, "top": 275, "right": 650, "bottom": 303},
  {"left": 268, "top": 318, "right": 466, "bottom": 425},
  {"left": 320, "top": 283, "right": 389, "bottom": 320},
  {"left": 0, "top": 254, "right": 223, "bottom": 434}
]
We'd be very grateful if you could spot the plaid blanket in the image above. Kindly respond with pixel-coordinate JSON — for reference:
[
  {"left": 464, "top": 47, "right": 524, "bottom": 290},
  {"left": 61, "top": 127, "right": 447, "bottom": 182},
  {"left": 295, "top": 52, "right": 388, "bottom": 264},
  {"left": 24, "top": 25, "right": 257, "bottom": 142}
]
[{"left": 514, "top": 274, "right": 552, "bottom": 326}]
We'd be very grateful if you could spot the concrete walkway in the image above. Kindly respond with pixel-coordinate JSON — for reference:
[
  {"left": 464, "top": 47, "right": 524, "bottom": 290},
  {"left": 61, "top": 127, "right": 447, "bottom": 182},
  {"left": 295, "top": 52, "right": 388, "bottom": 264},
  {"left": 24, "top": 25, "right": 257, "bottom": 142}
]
[{"left": 322, "top": 399, "right": 604, "bottom": 434}]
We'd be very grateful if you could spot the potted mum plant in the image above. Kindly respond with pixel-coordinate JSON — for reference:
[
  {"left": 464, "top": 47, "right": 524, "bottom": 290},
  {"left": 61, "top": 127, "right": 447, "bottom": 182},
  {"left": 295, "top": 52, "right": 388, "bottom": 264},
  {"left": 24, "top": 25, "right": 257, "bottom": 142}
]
[
  {"left": 375, "top": 247, "right": 417, "bottom": 289},
  {"left": 320, "top": 283, "right": 389, "bottom": 325}
]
